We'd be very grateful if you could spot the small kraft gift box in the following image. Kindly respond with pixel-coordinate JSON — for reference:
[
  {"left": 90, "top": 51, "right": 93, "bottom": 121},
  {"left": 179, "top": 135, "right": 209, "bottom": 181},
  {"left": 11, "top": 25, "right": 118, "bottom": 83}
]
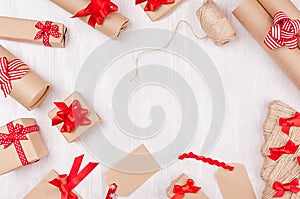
[
  {"left": 48, "top": 91, "right": 101, "bottom": 143},
  {"left": 0, "top": 118, "right": 48, "bottom": 175}
]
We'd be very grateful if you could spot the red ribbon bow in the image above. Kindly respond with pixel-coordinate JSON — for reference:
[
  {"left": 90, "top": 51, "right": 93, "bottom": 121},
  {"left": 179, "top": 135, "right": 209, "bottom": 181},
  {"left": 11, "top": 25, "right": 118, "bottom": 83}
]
[
  {"left": 265, "top": 11, "right": 300, "bottom": 50},
  {"left": 105, "top": 183, "right": 118, "bottom": 199},
  {"left": 52, "top": 100, "right": 91, "bottom": 133},
  {"left": 72, "top": 0, "right": 118, "bottom": 28},
  {"left": 49, "top": 155, "right": 98, "bottom": 199},
  {"left": 279, "top": 112, "right": 300, "bottom": 135},
  {"left": 273, "top": 179, "right": 300, "bottom": 198},
  {"left": 0, "top": 122, "right": 39, "bottom": 166},
  {"left": 268, "top": 140, "right": 299, "bottom": 161},
  {"left": 0, "top": 57, "right": 29, "bottom": 97},
  {"left": 171, "top": 179, "right": 201, "bottom": 199},
  {"left": 136, "top": 0, "right": 175, "bottom": 12},
  {"left": 34, "top": 21, "right": 61, "bottom": 47}
]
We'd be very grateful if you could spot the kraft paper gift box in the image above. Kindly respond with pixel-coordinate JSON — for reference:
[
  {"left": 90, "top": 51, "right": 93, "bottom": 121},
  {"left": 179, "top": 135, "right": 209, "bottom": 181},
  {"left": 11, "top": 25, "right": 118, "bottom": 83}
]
[
  {"left": 0, "top": 118, "right": 48, "bottom": 175},
  {"left": 48, "top": 92, "right": 101, "bottom": 143},
  {"left": 138, "top": 0, "right": 184, "bottom": 21},
  {"left": 166, "top": 173, "right": 208, "bottom": 199},
  {"left": 51, "top": 0, "right": 129, "bottom": 39},
  {"left": 0, "top": 45, "right": 51, "bottom": 110},
  {"left": 0, "top": 16, "right": 67, "bottom": 47}
]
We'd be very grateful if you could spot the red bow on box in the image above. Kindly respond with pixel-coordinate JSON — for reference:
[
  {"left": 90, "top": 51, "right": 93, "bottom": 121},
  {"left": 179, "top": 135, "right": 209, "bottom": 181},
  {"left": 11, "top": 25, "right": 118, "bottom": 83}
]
[
  {"left": 52, "top": 100, "right": 91, "bottom": 133},
  {"left": 268, "top": 140, "right": 299, "bottom": 161},
  {"left": 279, "top": 112, "right": 300, "bottom": 135},
  {"left": 136, "top": 0, "right": 175, "bottom": 12},
  {"left": 34, "top": 21, "right": 61, "bottom": 47},
  {"left": 0, "top": 57, "right": 29, "bottom": 97},
  {"left": 72, "top": 0, "right": 118, "bottom": 28},
  {"left": 273, "top": 179, "right": 300, "bottom": 198},
  {"left": 171, "top": 179, "right": 201, "bottom": 199},
  {"left": 265, "top": 11, "right": 300, "bottom": 50},
  {"left": 0, "top": 122, "right": 39, "bottom": 166},
  {"left": 49, "top": 155, "right": 98, "bottom": 199}
]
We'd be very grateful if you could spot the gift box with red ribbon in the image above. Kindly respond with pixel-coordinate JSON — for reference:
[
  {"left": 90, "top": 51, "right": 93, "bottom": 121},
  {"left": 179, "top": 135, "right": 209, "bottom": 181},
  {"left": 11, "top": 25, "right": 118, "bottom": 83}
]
[
  {"left": 24, "top": 155, "right": 98, "bottom": 199},
  {"left": 51, "top": 0, "right": 129, "bottom": 39},
  {"left": 48, "top": 91, "right": 101, "bottom": 143},
  {"left": 136, "top": 0, "right": 184, "bottom": 21},
  {"left": 166, "top": 173, "right": 208, "bottom": 199},
  {"left": 0, "top": 45, "right": 51, "bottom": 110},
  {"left": 0, "top": 118, "right": 48, "bottom": 175},
  {"left": 0, "top": 16, "right": 67, "bottom": 47}
]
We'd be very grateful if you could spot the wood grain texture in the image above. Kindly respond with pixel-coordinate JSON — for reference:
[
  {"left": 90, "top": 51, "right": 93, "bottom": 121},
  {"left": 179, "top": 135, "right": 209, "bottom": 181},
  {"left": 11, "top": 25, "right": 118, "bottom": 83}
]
[{"left": 0, "top": 0, "right": 299, "bottom": 198}]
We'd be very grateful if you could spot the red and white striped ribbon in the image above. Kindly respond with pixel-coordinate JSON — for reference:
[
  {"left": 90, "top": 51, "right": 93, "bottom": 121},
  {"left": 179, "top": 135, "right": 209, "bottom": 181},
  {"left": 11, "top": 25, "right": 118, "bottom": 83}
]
[
  {"left": 0, "top": 57, "right": 29, "bottom": 97},
  {"left": 264, "top": 11, "right": 300, "bottom": 50},
  {"left": 105, "top": 183, "right": 118, "bottom": 199}
]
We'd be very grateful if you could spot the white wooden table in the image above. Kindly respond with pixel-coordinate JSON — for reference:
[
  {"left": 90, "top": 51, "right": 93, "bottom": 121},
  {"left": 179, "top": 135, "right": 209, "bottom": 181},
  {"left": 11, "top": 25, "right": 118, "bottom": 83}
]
[{"left": 1, "top": 0, "right": 300, "bottom": 198}]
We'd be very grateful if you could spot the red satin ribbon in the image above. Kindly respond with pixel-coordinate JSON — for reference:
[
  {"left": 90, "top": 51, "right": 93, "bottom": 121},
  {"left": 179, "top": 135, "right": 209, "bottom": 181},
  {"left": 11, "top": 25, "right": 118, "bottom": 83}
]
[
  {"left": 52, "top": 100, "right": 91, "bottom": 133},
  {"left": 171, "top": 179, "right": 201, "bottom": 199},
  {"left": 265, "top": 11, "right": 300, "bottom": 50},
  {"left": 178, "top": 152, "right": 234, "bottom": 171},
  {"left": 0, "top": 122, "right": 39, "bottom": 166},
  {"left": 136, "top": 0, "right": 175, "bottom": 12},
  {"left": 279, "top": 112, "right": 300, "bottom": 135},
  {"left": 105, "top": 183, "right": 117, "bottom": 199},
  {"left": 0, "top": 57, "right": 29, "bottom": 97},
  {"left": 72, "top": 0, "right": 118, "bottom": 28},
  {"left": 34, "top": 21, "right": 61, "bottom": 47},
  {"left": 268, "top": 140, "right": 299, "bottom": 161},
  {"left": 273, "top": 179, "right": 300, "bottom": 198},
  {"left": 49, "top": 155, "right": 98, "bottom": 199}
]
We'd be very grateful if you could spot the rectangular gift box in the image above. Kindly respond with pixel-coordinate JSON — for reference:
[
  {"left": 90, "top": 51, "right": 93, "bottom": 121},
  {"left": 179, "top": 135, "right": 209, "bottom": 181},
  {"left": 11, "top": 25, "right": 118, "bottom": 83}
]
[
  {"left": 24, "top": 170, "right": 81, "bottom": 199},
  {"left": 0, "top": 16, "right": 67, "bottom": 47},
  {"left": 48, "top": 91, "right": 101, "bottom": 143},
  {"left": 0, "top": 118, "right": 48, "bottom": 175},
  {"left": 166, "top": 173, "right": 208, "bottom": 199},
  {"left": 0, "top": 45, "right": 51, "bottom": 110},
  {"left": 51, "top": 0, "right": 129, "bottom": 39},
  {"left": 140, "top": 0, "right": 184, "bottom": 21}
]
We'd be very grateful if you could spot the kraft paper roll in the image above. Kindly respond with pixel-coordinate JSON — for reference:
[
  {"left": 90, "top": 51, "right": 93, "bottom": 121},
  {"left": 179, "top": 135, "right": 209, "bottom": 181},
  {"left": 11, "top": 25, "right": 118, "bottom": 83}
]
[
  {"left": 233, "top": 0, "right": 300, "bottom": 90},
  {"left": 257, "top": 0, "right": 300, "bottom": 48},
  {"left": 0, "top": 45, "right": 51, "bottom": 110},
  {"left": 51, "top": 0, "right": 129, "bottom": 39}
]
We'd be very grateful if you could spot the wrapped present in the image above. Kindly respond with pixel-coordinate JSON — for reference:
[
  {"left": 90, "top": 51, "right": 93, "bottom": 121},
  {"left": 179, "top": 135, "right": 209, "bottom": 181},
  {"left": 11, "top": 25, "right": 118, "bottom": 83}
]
[
  {"left": 166, "top": 173, "right": 208, "bottom": 199},
  {"left": 0, "top": 16, "right": 67, "bottom": 47},
  {"left": 233, "top": 0, "right": 300, "bottom": 90},
  {"left": 0, "top": 118, "right": 48, "bottom": 175},
  {"left": 0, "top": 45, "right": 51, "bottom": 110},
  {"left": 51, "top": 0, "right": 129, "bottom": 39},
  {"left": 24, "top": 155, "right": 98, "bottom": 199},
  {"left": 136, "top": 0, "right": 184, "bottom": 21},
  {"left": 48, "top": 92, "right": 101, "bottom": 143}
]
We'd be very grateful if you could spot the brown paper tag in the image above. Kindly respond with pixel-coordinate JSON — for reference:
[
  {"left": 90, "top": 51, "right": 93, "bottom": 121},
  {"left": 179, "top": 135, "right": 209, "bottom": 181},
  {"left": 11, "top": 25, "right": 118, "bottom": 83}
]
[
  {"left": 106, "top": 144, "right": 161, "bottom": 196},
  {"left": 215, "top": 163, "right": 256, "bottom": 199}
]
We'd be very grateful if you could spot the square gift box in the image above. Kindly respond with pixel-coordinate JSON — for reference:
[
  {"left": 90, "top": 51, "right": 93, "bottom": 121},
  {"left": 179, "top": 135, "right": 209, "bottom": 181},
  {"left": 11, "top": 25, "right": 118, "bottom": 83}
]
[
  {"left": 0, "top": 118, "right": 48, "bottom": 175},
  {"left": 48, "top": 91, "right": 101, "bottom": 143}
]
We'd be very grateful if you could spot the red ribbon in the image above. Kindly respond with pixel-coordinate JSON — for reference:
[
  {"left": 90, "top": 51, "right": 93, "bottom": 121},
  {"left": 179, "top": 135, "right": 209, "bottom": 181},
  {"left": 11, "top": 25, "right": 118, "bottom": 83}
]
[
  {"left": 105, "top": 183, "right": 117, "bottom": 199},
  {"left": 268, "top": 140, "right": 299, "bottom": 161},
  {"left": 273, "top": 179, "right": 300, "bottom": 198},
  {"left": 178, "top": 152, "right": 234, "bottom": 171},
  {"left": 0, "top": 122, "right": 39, "bottom": 166},
  {"left": 171, "top": 179, "right": 201, "bottom": 199},
  {"left": 34, "top": 21, "right": 61, "bottom": 47},
  {"left": 265, "top": 11, "right": 300, "bottom": 50},
  {"left": 279, "top": 112, "right": 300, "bottom": 135},
  {"left": 136, "top": 0, "right": 175, "bottom": 12},
  {"left": 49, "top": 155, "right": 98, "bottom": 199},
  {"left": 52, "top": 100, "right": 91, "bottom": 133},
  {"left": 72, "top": 0, "right": 118, "bottom": 28},
  {"left": 0, "top": 57, "right": 29, "bottom": 97}
]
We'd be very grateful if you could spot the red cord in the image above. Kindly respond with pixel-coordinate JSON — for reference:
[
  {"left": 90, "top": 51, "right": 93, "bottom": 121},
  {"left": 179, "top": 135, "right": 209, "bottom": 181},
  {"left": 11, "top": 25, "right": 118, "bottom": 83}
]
[
  {"left": 178, "top": 152, "right": 234, "bottom": 171},
  {"left": 105, "top": 183, "right": 118, "bottom": 199}
]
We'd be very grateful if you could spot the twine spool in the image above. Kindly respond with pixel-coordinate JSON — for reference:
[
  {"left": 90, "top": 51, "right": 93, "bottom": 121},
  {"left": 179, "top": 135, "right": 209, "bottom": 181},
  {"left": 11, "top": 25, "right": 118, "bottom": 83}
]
[{"left": 197, "top": 0, "right": 236, "bottom": 46}]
